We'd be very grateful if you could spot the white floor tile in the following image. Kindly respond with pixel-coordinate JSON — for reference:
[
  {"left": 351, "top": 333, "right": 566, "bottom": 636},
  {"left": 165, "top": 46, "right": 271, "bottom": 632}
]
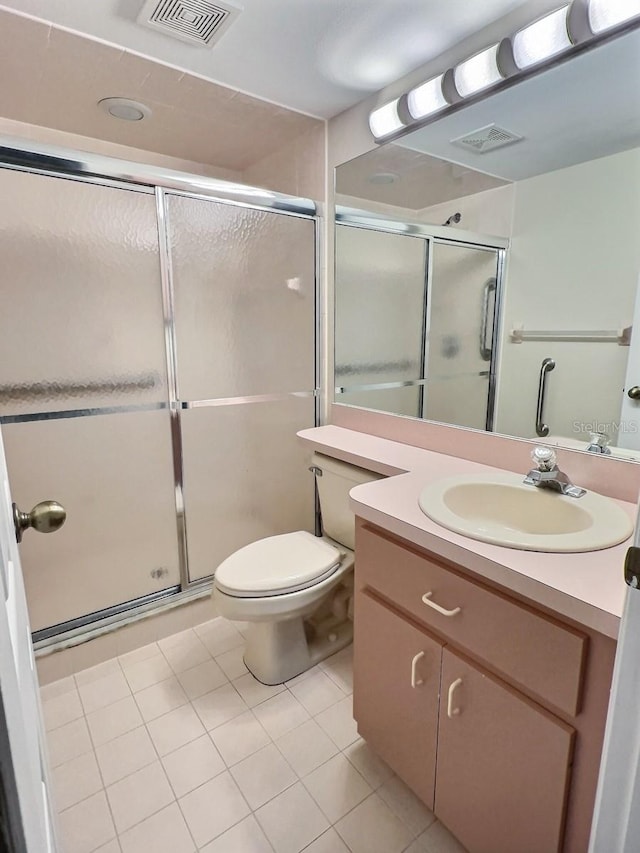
[
  {"left": 231, "top": 744, "right": 297, "bottom": 810},
  {"left": 199, "top": 814, "right": 274, "bottom": 853},
  {"left": 252, "top": 690, "right": 310, "bottom": 740},
  {"left": 118, "top": 642, "right": 161, "bottom": 667},
  {"left": 378, "top": 775, "right": 436, "bottom": 837},
  {"left": 334, "top": 793, "right": 413, "bottom": 853},
  {"left": 86, "top": 696, "right": 144, "bottom": 747},
  {"left": 47, "top": 717, "right": 93, "bottom": 768},
  {"left": 303, "top": 754, "right": 371, "bottom": 823},
  {"left": 95, "top": 726, "right": 158, "bottom": 786},
  {"left": 53, "top": 751, "right": 103, "bottom": 812},
  {"left": 77, "top": 670, "right": 132, "bottom": 715},
  {"left": 255, "top": 782, "right": 329, "bottom": 853},
  {"left": 74, "top": 658, "right": 122, "bottom": 688},
  {"left": 179, "top": 770, "right": 250, "bottom": 848},
  {"left": 40, "top": 674, "right": 76, "bottom": 702},
  {"left": 94, "top": 841, "right": 121, "bottom": 853},
  {"left": 134, "top": 675, "right": 188, "bottom": 722},
  {"left": 233, "top": 673, "right": 286, "bottom": 708},
  {"left": 161, "top": 734, "right": 225, "bottom": 798},
  {"left": 147, "top": 703, "right": 205, "bottom": 756},
  {"left": 289, "top": 672, "right": 344, "bottom": 716},
  {"left": 57, "top": 791, "right": 116, "bottom": 853},
  {"left": 411, "top": 820, "right": 468, "bottom": 853},
  {"left": 195, "top": 619, "right": 245, "bottom": 657},
  {"left": 215, "top": 646, "right": 249, "bottom": 680},
  {"left": 318, "top": 647, "right": 353, "bottom": 695},
  {"left": 284, "top": 665, "right": 320, "bottom": 689},
  {"left": 160, "top": 632, "right": 211, "bottom": 674},
  {"left": 177, "top": 658, "right": 228, "bottom": 700},
  {"left": 210, "top": 710, "right": 271, "bottom": 766},
  {"left": 301, "top": 828, "right": 349, "bottom": 853},
  {"left": 314, "top": 696, "right": 359, "bottom": 750},
  {"left": 342, "top": 738, "right": 394, "bottom": 790},
  {"left": 106, "top": 760, "right": 175, "bottom": 834},
  {"left": 275, "top": 719, "right": 338, "bottom": 778},
  {"left": 121, "top": 653, "right": 174, "bottom": 693},
  {"left": 42, "top": 688, "right": 84, "bottom": 732},
  {"left": 118, "top": 802, "right": 195, "bottom": 853},
  {"left": 192, "top": 683, "right": 248, "bottom": 730}
]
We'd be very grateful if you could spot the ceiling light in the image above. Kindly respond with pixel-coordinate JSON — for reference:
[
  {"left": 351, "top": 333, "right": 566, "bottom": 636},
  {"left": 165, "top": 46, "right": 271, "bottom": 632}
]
[
  {"left": 98, "top": 98, "right": 152, "bottom": 122},
  {"left": 453, "top": 44, "right": 505, "bottom": 98},
  {"left": 510, "top": 6, "right": 572, "bottom": 70},
  {"left": 588, "top": 0, "right": 640, "bottom": 33},
  {"left": 368, "top": 172, "right": 399, "bottom": 185},
  {"left": 407, "top": 74, "right": 449, "bottom": 120},
  {"left": 368, "top": 99, "right": 405, "bottom": 140}
]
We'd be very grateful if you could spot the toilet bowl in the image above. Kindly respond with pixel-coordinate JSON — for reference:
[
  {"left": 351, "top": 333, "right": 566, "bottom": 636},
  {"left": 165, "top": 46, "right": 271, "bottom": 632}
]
[{"left": 213, "top": 453, "right": 381, "bottom": 685}]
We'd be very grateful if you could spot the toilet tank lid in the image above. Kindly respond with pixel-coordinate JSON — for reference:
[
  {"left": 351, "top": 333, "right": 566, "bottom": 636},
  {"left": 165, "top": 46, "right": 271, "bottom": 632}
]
[{"left": 214, "top": 531, "right": 343, "bottom": 595}]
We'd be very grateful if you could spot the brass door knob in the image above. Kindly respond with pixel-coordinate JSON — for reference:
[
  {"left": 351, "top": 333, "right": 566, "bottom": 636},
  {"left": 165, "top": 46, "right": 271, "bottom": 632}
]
[
  {"left": 13, "top": 501, "right": 66, "bottom": 543},
  {"left": 628, "top": 386, "right": 640, "bottom": 400}
]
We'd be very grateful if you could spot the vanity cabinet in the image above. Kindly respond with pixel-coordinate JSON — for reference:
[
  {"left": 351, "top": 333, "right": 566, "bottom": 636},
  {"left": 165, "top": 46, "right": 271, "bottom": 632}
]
[{"left": 353, "top": 520, "right": 616, "bottom": 853}]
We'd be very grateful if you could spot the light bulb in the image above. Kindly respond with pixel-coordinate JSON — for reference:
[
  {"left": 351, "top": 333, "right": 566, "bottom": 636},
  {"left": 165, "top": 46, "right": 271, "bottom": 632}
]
[
  {"left": 368, "top": 99, "right": 404, "bottom": 139},
  {"left": 407, "top": 75, "right": 448, "bottom": 120},
  {"left": 512, "top": 6, "right": 572, "bottom": 69},
  {"left": 454, "top": 44, "right": 504, "bottom": 98}
]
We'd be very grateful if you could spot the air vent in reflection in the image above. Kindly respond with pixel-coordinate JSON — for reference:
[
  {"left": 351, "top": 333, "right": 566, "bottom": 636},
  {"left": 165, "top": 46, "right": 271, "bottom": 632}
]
[
  {"left": 137, "top": 0, "right": 242, "bottom": 47},
  {"left": 451, "top": 123, "right": 523, "bottom": 153}
]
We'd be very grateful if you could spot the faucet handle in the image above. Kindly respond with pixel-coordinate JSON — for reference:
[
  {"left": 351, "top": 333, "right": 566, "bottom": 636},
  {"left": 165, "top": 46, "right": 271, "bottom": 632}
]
[
  {"left": 531, "top": 446, "right": 557, "bottom": 470},
  {"left": 589, "top": 431, "right": 610, "bottom": 448}
]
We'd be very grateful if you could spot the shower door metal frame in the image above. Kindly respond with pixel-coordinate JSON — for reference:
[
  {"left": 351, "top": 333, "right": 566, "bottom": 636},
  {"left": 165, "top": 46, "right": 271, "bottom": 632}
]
[
  {"left": 333, "top": 213, "right": 507, "bottom": 431},
  {"left": 0, "top": 136, "right": 319, "bottom": 645}
]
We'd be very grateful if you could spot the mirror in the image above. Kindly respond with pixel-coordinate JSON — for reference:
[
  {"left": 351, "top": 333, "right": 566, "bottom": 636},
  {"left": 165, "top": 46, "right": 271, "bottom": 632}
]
[{"left": 334, "top": 27, "right": 640, "bottom": 459}]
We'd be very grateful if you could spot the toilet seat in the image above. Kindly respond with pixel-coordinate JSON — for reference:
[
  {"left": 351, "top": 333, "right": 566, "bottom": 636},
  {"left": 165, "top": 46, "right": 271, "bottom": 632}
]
[{"left": 214, "top": 531, "right": 343, "bottom": 598}]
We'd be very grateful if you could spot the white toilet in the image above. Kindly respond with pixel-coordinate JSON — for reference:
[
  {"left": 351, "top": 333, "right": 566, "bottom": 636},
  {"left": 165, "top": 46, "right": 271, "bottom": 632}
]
[{"left": 213, "top": 453, "right": 381, "bottom": 684}]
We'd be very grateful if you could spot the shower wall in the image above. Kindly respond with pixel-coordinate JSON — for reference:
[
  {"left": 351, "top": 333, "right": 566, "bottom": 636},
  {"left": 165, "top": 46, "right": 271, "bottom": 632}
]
[{"left": 0, "top": 164, "right": 317, "bottom": 635}]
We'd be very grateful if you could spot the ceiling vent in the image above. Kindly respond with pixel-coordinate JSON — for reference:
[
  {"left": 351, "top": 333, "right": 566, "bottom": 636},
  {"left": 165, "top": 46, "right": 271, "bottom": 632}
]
[
  {"left": 451, "top": 123, "right": 523, "bottom": 154},
  {"left": 137, "top": 0, "right": 242, "bottom": 47}
]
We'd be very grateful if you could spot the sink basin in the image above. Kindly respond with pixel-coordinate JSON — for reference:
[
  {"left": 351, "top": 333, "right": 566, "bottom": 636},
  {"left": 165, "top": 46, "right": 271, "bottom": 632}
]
[{"left": 418, "top": 473, "right": 633, "bottom": 552}]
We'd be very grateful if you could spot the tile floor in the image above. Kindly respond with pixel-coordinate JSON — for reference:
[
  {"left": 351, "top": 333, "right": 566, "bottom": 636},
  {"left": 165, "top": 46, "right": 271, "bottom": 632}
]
[{"left": 41, "top": 617, "right": 467, "bottom": 853}]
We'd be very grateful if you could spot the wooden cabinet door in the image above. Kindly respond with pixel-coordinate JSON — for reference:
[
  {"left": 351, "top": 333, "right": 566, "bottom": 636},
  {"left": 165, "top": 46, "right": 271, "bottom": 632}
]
[
  {"left": 353, "top": 590, "right": 442, "bottom": 808},
  {"left": 436, "top": 648, "right": 575, "bottom": 853}
]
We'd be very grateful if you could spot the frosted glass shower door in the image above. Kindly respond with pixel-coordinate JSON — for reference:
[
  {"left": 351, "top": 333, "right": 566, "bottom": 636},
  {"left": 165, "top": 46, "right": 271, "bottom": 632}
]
[
  {"left": 0, "top": 168, "right": 180, "bottom": 633},
  {"left": 423, "top": 242, "right": 500, "bottom": 430},
  {"left": 167, "top": 195, "right": 316, "bottom": 582},
  {"left": 335, "top": 224, "right": 427, "bottom": 416}
]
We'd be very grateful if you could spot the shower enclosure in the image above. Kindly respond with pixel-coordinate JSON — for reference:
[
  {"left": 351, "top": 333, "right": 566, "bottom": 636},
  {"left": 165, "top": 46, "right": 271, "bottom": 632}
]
[
  {"left": 0, "top": 141, "right": 318, "bottom": 641},
  {"left": 334, "top": 219, "right": 504, "bottom": 429}
]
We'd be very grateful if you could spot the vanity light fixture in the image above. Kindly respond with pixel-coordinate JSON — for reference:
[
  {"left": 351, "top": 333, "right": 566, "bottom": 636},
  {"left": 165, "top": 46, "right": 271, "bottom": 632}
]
[
  {"left": 586, "top": 0, "right": 640, "bottom": 33},
  {"left": 368, "top": 0, "right": 640, "bottom": 142},
  {"left": 452, "top": 44, "right": 505, "bottom": 99},
  {"left": 368, "top": 98, "right": 405, "bottom": 139},
  {"left": 407, "top": 73, "right": 449, "bottom": 120},
  {"left": 507, "top": 5, "right": 573, "bottom": 71}
]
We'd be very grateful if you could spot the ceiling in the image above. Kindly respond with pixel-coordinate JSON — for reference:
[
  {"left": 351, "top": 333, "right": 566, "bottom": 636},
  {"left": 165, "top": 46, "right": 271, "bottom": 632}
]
[{"left": 0, "top": 0, "right": 531, "bottom": 118}]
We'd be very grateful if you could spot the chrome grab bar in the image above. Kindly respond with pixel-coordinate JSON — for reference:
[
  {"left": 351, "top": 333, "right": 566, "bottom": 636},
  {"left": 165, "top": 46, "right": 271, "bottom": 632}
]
[
  {"left": 479, "top": 278, "right": 496, "bottom": 361},
  {"left": 536, "top": 357, "right": 556, "bottom": 437}
]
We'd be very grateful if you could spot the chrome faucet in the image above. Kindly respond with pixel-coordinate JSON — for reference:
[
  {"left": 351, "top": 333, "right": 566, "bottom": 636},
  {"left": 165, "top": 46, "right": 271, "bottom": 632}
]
[
  {"left": 585, "top": 431, "right": 612, "bottom": 455},
  {"left": 523, "top": 447, "right": 586, "bottom": 498}
]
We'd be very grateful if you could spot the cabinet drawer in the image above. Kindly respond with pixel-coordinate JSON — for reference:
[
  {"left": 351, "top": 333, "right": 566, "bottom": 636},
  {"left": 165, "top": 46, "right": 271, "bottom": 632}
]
[{"left": 356, "top": 522, "right": 586, "bottom": 717}]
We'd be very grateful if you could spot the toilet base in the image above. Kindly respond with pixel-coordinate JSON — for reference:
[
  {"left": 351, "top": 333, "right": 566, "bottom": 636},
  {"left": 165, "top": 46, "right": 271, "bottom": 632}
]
[{"left": 243, "top": 615, "right": 353, "bottom": 685}]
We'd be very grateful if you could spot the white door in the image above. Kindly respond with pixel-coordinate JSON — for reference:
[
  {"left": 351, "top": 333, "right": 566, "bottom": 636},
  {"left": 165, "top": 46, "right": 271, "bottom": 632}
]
[
  {"left": 589, "top": 504, "right": 640, "bottom": 851},
  {"left": 618, "top": 276, "right": 640, "bottom": 450},
  {"left": 0, "top": 424, "right": 59, "bottom": 851}
]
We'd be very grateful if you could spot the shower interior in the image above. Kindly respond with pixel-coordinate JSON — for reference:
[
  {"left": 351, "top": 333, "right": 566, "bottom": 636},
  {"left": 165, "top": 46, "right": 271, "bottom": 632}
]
[
  {"left": 0, "top": 146, "right": 318, "bottom": 644},
  {"left": 334, "top": 220, "right": 504, "bottom": 430}
]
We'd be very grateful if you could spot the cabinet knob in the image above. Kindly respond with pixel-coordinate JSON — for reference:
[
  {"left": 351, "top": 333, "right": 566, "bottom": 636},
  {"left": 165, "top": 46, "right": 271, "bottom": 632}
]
[{"left": 628, "top": 386, "right": 640, "bottom": 400}]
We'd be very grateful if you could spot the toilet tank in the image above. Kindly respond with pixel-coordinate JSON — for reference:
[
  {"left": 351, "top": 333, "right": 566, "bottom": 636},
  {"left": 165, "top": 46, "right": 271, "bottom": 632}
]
[{"left": 312, "top": 453, "right": 383, "bottom": 550}]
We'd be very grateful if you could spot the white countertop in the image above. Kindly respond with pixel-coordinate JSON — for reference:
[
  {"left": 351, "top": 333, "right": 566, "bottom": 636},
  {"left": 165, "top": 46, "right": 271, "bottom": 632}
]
[{"left": 298, "top": 425, "right": 636, "bottom": 639}]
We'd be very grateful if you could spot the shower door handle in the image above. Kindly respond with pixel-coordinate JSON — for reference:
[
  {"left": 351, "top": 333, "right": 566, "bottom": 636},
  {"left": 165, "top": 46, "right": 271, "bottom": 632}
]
[
  {"left": 479, "top": 278, "right": 497, "bottom": 362},
  {"left": 13, "top": 501, "right": 66, "bottom": 543},
  {"left": 535, "top": 358, "right": 556, "bottom": 437}
]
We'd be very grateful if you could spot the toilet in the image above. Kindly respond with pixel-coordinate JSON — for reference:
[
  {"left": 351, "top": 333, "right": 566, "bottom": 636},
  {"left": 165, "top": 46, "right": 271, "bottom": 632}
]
[{"left": 213, "top": 453, "right": 381, "bottom": 684}]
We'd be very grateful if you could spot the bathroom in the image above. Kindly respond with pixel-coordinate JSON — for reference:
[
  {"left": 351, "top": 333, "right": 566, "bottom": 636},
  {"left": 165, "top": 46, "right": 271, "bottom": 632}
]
[{"left": 0, "top": 1, "right": 639, "bottom": 851}]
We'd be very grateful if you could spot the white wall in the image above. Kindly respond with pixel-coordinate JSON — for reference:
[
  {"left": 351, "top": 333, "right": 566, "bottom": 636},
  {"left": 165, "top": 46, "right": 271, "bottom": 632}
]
[{"left": 495, "top": 147, "right": 640, "bottom": 443}]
